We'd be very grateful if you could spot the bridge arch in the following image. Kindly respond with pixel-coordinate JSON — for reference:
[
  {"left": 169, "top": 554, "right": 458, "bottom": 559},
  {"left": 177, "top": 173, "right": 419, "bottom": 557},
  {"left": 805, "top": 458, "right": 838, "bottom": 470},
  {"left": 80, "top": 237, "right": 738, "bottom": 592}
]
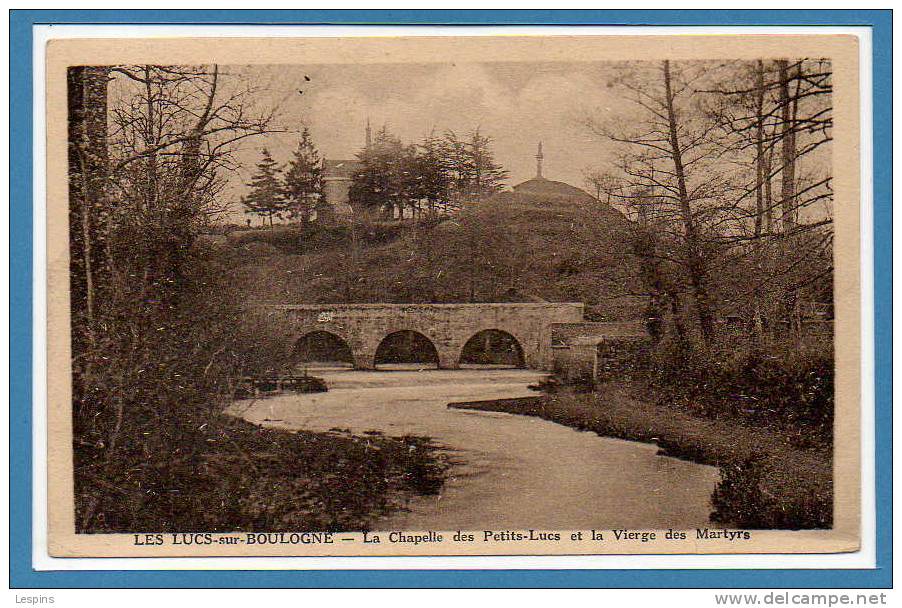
[
  {"left": 258, "top": 303, "right": 587, "bottom": 370},
  {"left": 374, "top": 330, "right": 440, "bottom": 369},
  {"left": 292, "top": 330, "right": 356, "bottom": 368},
  {"left": 459, "top": 328, "right": 526, "bottom": 368}
]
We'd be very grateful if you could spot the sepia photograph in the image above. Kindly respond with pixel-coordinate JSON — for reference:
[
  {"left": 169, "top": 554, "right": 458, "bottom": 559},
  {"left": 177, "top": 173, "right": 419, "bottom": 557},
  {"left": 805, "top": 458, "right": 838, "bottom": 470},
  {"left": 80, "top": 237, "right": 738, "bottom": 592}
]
[{"left": 45, "top": 33, "right": 862, "bottom": 558}]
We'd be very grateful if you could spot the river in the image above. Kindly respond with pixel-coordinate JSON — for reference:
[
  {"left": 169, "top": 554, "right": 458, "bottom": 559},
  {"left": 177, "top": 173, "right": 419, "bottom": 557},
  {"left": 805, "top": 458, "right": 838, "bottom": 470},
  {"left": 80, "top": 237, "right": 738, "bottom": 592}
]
[{"left": 230, "top": 368, "right": 719, "bottom": 531}]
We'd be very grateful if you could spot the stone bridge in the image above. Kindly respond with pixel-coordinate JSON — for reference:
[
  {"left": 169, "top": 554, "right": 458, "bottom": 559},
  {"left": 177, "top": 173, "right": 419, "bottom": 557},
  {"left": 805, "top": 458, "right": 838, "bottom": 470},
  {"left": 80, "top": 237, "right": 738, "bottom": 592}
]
[{"left": 255, "top": 303, "right": 585, "bottom": 370}]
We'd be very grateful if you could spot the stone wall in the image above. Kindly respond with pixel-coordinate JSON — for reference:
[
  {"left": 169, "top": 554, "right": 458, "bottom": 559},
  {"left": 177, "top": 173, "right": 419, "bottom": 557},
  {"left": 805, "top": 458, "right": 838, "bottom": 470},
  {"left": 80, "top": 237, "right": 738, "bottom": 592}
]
[
  {"left": 253, "top": 303, "right": 585, "bottom": 370},
  {"left": 549, "top": 322, "right": 648, "bottom": 383}
]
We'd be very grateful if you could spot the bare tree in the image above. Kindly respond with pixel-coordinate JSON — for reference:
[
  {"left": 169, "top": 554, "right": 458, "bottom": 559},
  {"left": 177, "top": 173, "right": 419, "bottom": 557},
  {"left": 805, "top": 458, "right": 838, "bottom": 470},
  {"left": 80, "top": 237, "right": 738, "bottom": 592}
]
[
  {"left": 701, "top": 58, "right": 833, "bottom": 239},
  {"left": 585, "top": 59, "right": 833, "bottom": 346},
  {"left": 104, "top": 65, "right": 282, "bottom": 306},
  {"left": 699, "top": 58, "right": 834, "bottom": 340},
  {"left": 70, "top": 63, "right": 282, "bottom": 469},
  {"left": 588, "top": 60, "right": 722, "bottom": 343},
  {"left": 582, "top": 168, "right": 621, "bottom": 205}
]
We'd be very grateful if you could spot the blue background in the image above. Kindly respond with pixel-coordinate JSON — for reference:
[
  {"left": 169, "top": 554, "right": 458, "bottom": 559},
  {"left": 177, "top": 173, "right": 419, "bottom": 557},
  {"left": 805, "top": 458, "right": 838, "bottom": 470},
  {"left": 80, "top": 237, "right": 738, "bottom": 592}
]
[{"left": 8, "top": 9, "right": 893, "bottom": 589}]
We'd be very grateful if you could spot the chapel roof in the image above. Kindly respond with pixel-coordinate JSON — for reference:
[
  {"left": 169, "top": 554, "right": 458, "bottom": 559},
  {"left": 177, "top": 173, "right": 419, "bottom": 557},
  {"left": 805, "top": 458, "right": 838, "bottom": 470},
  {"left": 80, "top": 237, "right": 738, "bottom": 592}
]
[
  {"left": 512, "top": 176, "right": 597, "bottom": 203},
  {"left": 322, "top": 159, "right": 362, "bottom": 180}
]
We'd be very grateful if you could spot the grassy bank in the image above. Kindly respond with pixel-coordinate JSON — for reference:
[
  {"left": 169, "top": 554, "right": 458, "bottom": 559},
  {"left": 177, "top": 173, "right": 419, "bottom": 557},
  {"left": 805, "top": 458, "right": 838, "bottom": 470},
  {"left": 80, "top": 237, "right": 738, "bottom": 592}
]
[
  {"left": 75, "top": 416, "right": 447, "bottom": 533},
  {"left": 449, "top": 383, "right": 832, "bottom": 529},
  {"left": 221, "top": 197, "right": 643, "bottom": 319}
]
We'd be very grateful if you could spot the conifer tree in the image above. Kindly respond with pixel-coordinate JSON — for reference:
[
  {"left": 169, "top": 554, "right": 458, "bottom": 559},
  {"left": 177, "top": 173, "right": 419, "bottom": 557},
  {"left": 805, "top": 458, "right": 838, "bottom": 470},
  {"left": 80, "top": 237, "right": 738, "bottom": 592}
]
[
  {"left": 283, "top": 127, "right": 323, "bottom": 222},
  {"left": 416, "top": 131, "right": 452, "bottom": 215},
  {"left": 465, "top": 128, "right": 508, "bottom": 201},
  {"left": 242, "top": 147, "right": 287, "bottom": 227},
  {"left": 443, "top": 129, "right": 508, "bottom": 205},
  {"left": 349, "top": 127, "right": 409, "bottom": 219}
]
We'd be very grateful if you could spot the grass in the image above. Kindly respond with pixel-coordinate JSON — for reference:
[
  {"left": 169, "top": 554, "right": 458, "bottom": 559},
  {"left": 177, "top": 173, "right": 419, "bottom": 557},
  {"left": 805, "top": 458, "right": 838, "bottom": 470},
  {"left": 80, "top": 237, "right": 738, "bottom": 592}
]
[
  {"left": 218, "top": 197, "right": 644, "bottom": 319},
  {"left": 449, "top": 382, "right": 832, "bottom": 529}
]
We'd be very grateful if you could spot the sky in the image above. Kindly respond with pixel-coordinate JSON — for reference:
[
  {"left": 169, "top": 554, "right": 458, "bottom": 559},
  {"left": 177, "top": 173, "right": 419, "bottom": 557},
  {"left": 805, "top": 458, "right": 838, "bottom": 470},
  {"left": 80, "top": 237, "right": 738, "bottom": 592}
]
[
  {"left": 192, "top": 60, "right": 831, "bottom": 225},
  {"left": 222, "top": 61, "right": 626, "bottom": 216}
]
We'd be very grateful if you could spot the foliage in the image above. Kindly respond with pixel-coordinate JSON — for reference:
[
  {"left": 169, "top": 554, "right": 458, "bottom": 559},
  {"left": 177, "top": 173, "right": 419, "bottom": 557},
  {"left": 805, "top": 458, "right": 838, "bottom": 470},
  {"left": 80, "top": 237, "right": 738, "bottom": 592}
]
[
  {"left": 348, "top": 127, "right": 418, "bottom": 219},
  {"left": 348, "top": 126, "right": 508, "bottom": 219},
  {"left": 225, "top": 189, "right": 643, "bottom": 314},
  {"left": 282, "top": 126, "right": 324, "bottom": 222},
  {"left": 412, "top": 130, "right": 454, "bottom": 214},
  {"left": 710, "top": 454, "right": 831, "bottom": 529},
  {"left": 223, "top": 222, "right": 406, "bottom": 254},
  {"left": 445, "top": 128, "right": 509, "bottom": 203},
  {"left": 638, "top": 337, "right": 834, "bottom": 448},
  {"left": 77, "top": 414, "right": 447, "bottom": 532},
  {"left": 242, "top": 147, "right": 290, "bottom": 226}
]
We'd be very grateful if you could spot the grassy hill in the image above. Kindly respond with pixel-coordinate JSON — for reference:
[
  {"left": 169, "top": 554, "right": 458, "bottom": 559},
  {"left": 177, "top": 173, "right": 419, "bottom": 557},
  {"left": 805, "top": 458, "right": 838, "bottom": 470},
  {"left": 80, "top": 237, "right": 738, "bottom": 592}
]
[{"left": 213, "top": 189, "right": 647, "bottom": 321}]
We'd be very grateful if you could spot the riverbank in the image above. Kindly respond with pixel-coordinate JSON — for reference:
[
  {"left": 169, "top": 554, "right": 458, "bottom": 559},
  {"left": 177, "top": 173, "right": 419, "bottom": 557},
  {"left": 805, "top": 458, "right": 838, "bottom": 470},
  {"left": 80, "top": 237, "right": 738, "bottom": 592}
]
[
  {"left": 75, "top": 415, "right": 447, "bottom": 533},
  {"left": 449, "top": 382, "right": 832, "bottom": 529},
  {"left": 233, "top": 369, "right": 717, "bottom": 530}
]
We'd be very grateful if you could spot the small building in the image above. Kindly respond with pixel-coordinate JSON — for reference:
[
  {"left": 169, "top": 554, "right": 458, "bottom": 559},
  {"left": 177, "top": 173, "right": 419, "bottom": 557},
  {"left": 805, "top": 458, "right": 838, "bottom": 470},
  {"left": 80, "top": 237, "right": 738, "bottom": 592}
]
[
  {"left": 320, "top": 159, "right": 360, "bottom": 219},
  {"left": 318, "top": 121, "right": 375, "bottom": 221}
]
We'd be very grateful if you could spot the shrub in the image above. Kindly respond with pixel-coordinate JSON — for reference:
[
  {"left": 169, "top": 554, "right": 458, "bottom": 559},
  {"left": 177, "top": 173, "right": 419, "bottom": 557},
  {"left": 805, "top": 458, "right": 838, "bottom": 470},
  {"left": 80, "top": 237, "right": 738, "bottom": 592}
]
[
  {"left": 224, "top": 222, "right": 410, "bottom": 256},
  {"left": 76, "top": 417, "right": 447, "bottom": 532},
  {"left": 711, "top": 455, "right": 832, "bottom": 529},
  {"left": 638, "top": 339, "right": 834, "bottom": 448}
]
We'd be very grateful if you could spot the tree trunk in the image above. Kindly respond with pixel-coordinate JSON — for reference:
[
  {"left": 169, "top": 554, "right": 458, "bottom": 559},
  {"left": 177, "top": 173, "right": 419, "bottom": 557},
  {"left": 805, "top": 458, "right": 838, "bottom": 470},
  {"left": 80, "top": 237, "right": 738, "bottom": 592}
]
[
  {"left": 67, "top": 65, "right": 112, "bottom": 461},
  {"left": 346, "top": 220, "right": 359, "bottom": 302},
  {"left": 778, "top": 59, "right": 797, "bottom": 233},
  {"left": 143, "top": 66, "right": 158, "bottom": 217},
  {"left": 764, "top": 147, "right": 775, "bottom": 234},
  {"left": 754, "top": 60, "right": 766, "bottom": 240},
  {"left": 662, "top": 60, "right": 715, "bottom": 344},
  {"left": 67, "top": 66, "right": 110, "bottom": 334},
  {"left": 747, "top": 61, "right": 770, "bottom": 342}
]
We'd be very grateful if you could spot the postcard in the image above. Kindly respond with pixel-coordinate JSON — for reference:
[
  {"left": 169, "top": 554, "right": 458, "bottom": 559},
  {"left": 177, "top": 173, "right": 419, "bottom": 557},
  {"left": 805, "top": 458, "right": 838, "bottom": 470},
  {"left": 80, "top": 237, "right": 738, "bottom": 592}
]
[{"left": 45, "top": 33, "right": 860, "bottom": 558}]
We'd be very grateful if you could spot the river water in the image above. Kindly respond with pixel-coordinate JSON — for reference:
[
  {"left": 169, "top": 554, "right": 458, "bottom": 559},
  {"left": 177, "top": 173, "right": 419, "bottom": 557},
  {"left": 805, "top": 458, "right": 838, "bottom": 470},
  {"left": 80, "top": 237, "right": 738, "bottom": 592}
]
[{"left": 230, "top": 368, "right": 719, "bottom": 531}]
